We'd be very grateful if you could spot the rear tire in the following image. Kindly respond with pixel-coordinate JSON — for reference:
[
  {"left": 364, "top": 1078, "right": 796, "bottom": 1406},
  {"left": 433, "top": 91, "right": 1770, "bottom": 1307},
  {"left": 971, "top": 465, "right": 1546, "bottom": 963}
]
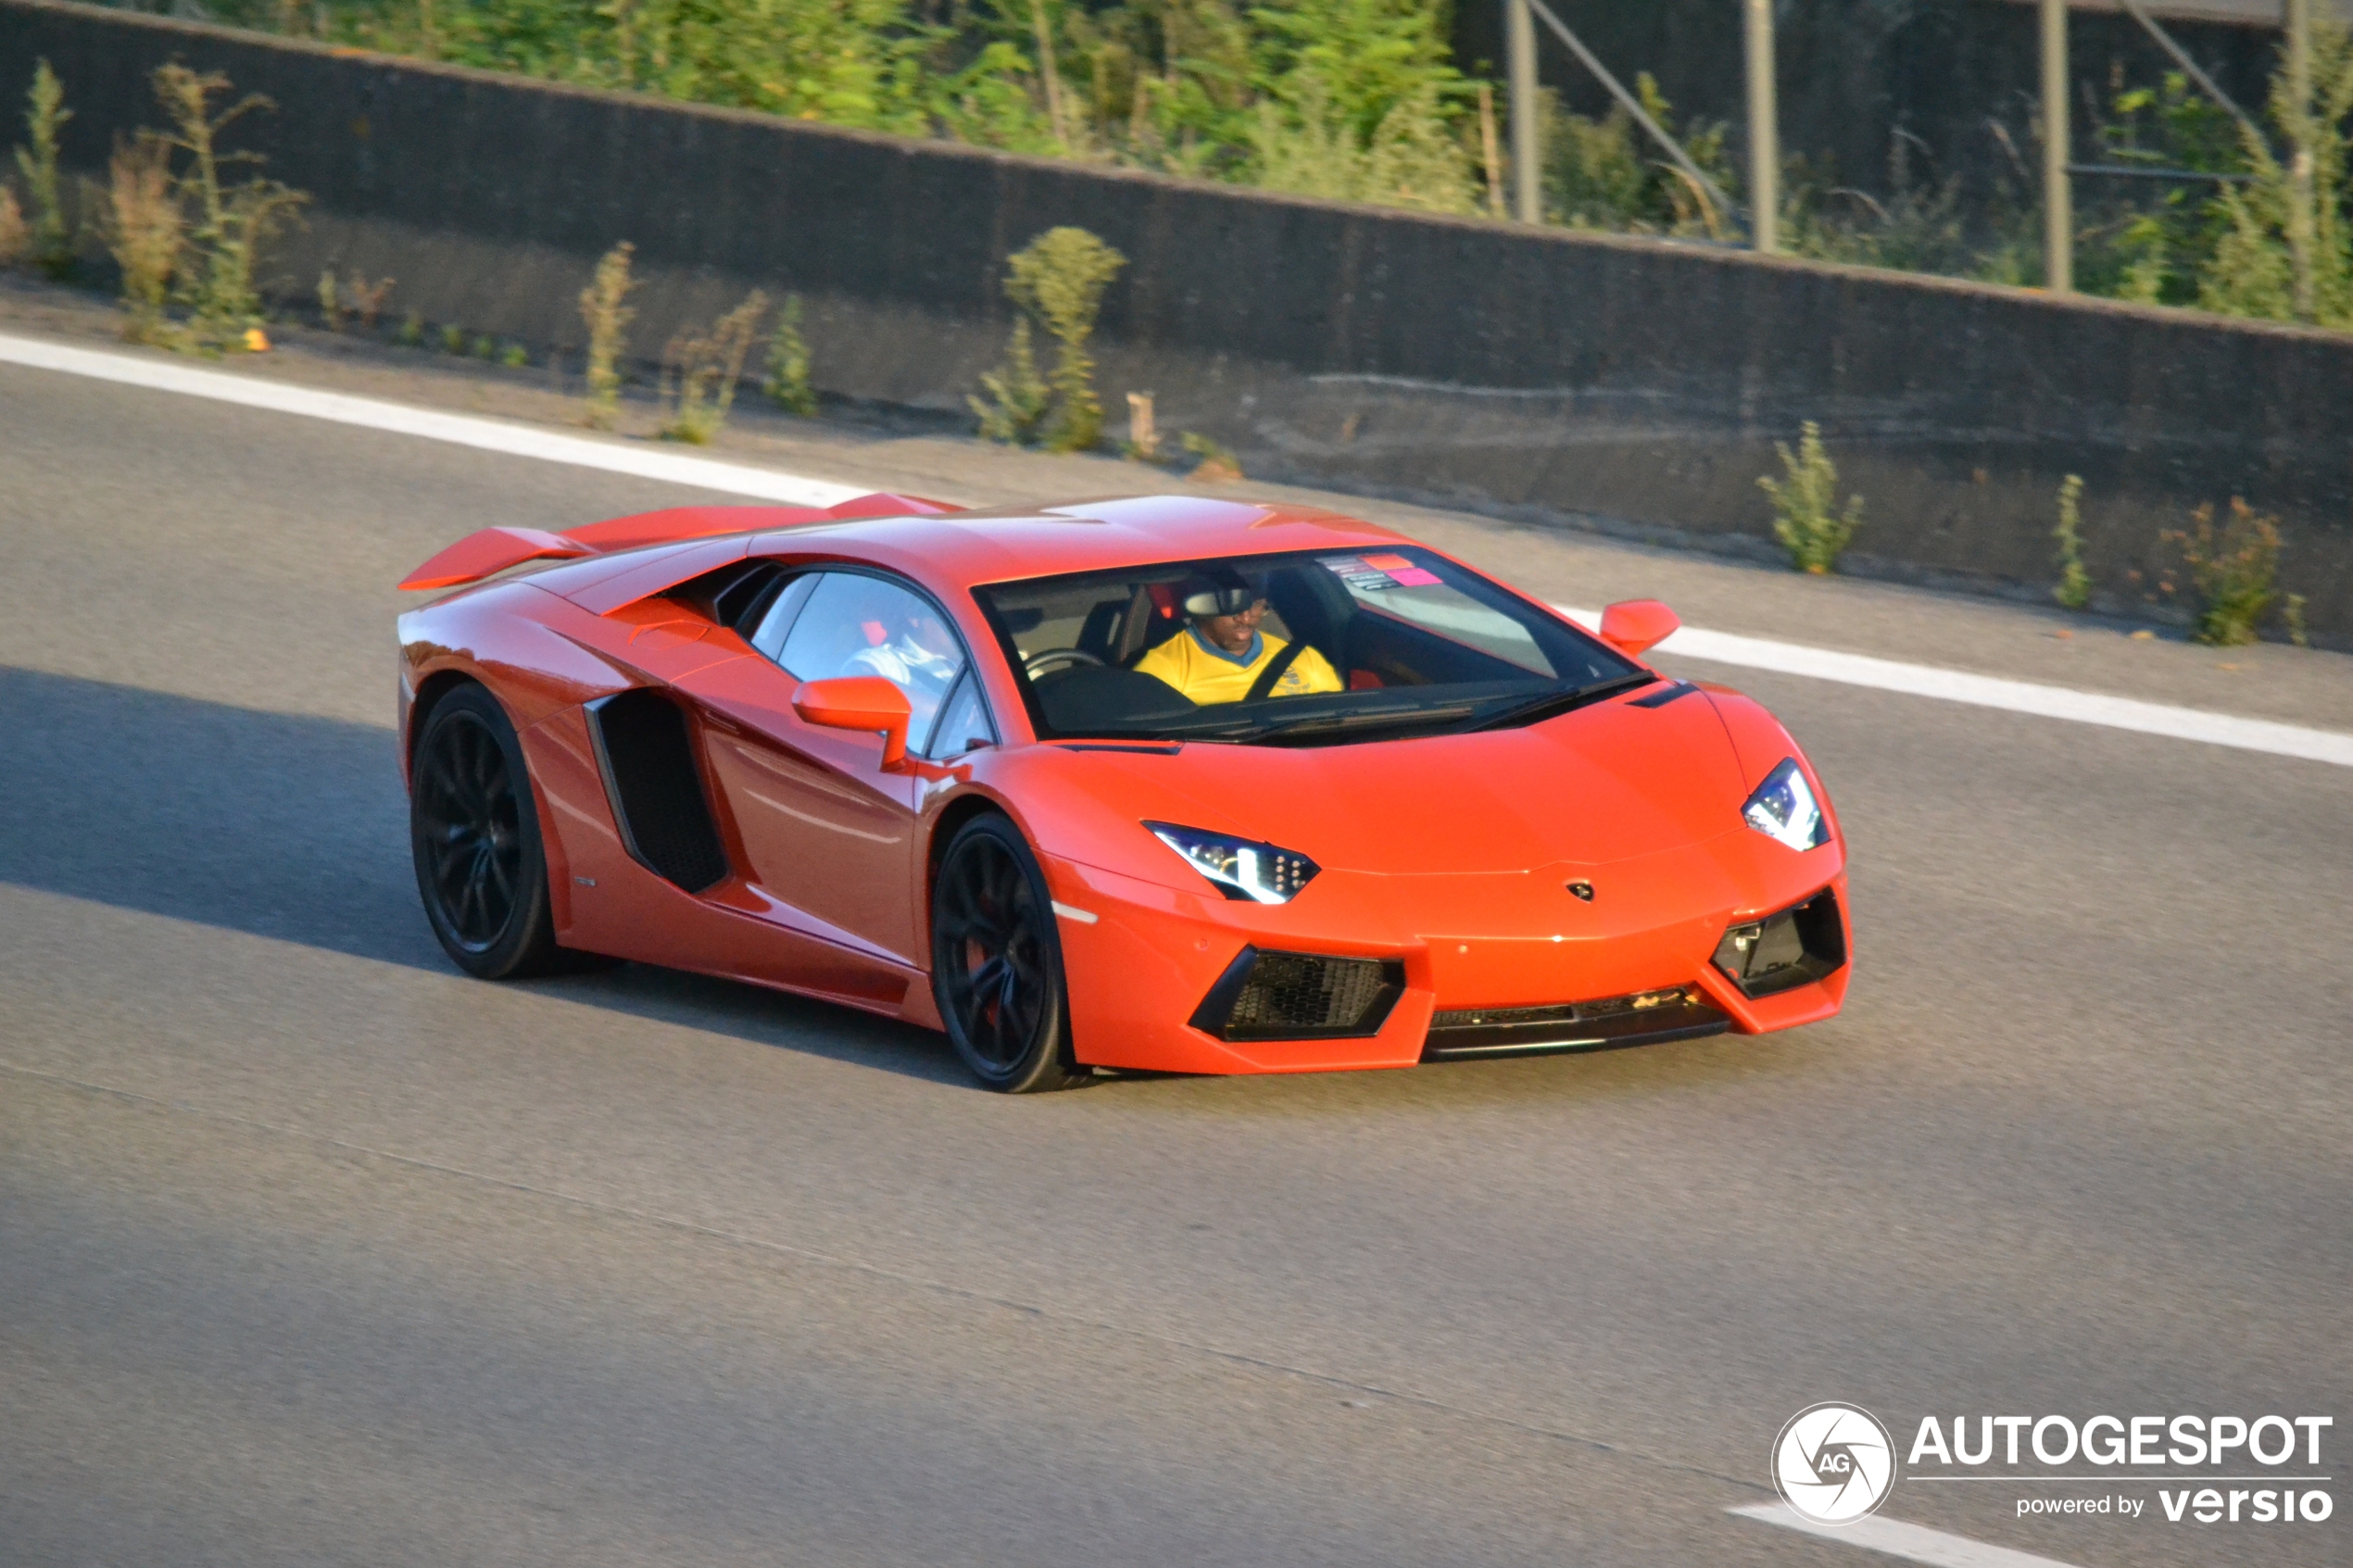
[
  {"left": 930, "top": 814, "right": 1087, "bottom": 1093},
  {"left": 409, "top": 683, "right": 569, "bottom": 979}
]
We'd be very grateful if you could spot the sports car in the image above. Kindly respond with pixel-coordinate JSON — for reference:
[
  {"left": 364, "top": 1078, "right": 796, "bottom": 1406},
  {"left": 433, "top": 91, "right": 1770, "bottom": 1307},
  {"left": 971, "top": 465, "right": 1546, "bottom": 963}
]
[{"left": 396, "top": 492, "right": 1849, "bottom": 1091}]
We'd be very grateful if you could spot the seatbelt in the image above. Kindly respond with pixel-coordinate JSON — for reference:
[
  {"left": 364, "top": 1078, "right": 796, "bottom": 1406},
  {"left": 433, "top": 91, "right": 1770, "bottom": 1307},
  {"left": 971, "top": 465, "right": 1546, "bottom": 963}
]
[{"left": 1243, "top": 639, "right": 1309, "bottom": 702}]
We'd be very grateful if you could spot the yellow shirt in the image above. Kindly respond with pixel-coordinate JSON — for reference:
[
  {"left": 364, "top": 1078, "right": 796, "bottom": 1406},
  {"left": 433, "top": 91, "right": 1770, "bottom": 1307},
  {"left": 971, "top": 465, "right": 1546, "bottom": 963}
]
[{"left": 1133, "top": 626, "right": 1343, "bottom": 706}]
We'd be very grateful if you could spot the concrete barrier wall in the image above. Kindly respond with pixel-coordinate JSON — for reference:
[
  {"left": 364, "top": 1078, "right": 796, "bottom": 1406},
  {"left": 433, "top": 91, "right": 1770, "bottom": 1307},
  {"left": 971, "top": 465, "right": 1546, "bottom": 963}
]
[{"left": 5, "top": 0, "right": 2348, "bottom": 644}]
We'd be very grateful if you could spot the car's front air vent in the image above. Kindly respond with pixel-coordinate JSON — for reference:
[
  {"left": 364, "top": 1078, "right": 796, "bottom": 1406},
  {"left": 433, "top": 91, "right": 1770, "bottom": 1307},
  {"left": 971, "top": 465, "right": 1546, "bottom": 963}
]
[
  {"left": 1712, "top": 888, "right": 1846, "bottom": 997},
  {"left": 586, "top": 688, "right": 729, "bottom": 894},
  {"left": 1422, "top": 986, "right": 1730, "bottom": 1060},
  {"left": 1189, "top": 948, "right": 1404, "bottom": 1041}
]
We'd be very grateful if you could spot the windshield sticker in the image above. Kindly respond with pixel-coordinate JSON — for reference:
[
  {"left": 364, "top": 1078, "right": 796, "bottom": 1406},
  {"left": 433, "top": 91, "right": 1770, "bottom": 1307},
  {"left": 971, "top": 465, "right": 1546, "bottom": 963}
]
[{"left": 1318, "top": 553, "right": 1443, "bottom": 592}]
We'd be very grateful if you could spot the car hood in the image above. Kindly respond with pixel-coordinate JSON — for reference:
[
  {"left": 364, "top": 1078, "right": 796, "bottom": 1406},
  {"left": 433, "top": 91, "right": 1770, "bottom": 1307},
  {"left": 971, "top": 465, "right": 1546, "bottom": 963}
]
[{"left": 1065, "top": 690, "right": 1747, "bottom": 874}]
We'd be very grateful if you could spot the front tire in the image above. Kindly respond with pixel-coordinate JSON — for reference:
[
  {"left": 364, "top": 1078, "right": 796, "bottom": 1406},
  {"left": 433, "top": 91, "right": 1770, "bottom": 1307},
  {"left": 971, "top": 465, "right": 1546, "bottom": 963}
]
[
  {"left": 409, "top": 683, "right": 567, "bottom": 979},
  {"left": 930, "top": 814, "right": 1087, "bottom": 1093}
]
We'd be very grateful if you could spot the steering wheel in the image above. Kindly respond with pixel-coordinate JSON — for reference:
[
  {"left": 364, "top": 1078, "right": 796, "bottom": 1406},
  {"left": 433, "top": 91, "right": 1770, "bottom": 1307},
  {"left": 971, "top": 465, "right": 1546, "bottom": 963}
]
[{"left": 1024, "top": 647, "right": 1105, "bottom": 679}]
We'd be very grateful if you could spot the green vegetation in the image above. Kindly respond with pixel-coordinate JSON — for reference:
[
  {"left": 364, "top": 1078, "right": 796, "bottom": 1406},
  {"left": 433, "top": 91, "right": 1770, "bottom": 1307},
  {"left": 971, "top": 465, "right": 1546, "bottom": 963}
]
[
  {"left": 154, "top": 66, "right": 309, "bottom": 350},
  {"left": 101, "top": 132, "right": 181, "bottom": 344},
  {"left": 1758, "top": 421, "right": 1862, "bottom": 575},
  {"left": 763, "top": 294, "right": 818, "bottom": 416},
  {"left": 2169, "top": 497, "right": 2282, "bottom": 646},
  {"left": 1543, "top": 74, "right": 1731, "bottom": 239},
  {"left": 975, "top": 226, "right": 1125, "bottom": 451},
  {"left": 661, "top": 290, "right": 768, "bottom": 444},
  {"left": 578, "top": 241, "right": 636, "bottom": 430},
  {"left": 1180, "top": 429, "right": 1242, "bottom": 481},
  {"left": 2053, "top": 473, "right": 2092, "bottom": 610},
  {"left": 15, "top": 61, "right": 75, "bottom": 279}
]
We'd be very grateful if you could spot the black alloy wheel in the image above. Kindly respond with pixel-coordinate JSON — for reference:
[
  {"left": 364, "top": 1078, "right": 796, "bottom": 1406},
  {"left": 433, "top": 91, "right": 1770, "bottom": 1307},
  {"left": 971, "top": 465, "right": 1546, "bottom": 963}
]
[
  {"left": 409, "top": 683, "right": 567, "bottom": 979},
  {"left": 931, "top": 814, "right": 1086, "bottom": 1092}
]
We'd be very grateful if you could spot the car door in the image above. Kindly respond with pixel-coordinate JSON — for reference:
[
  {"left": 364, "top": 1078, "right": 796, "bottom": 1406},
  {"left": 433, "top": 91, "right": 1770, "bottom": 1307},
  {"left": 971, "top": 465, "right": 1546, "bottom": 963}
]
[{"left": 676, "top": 569, "right": 970, "bottom": 969}]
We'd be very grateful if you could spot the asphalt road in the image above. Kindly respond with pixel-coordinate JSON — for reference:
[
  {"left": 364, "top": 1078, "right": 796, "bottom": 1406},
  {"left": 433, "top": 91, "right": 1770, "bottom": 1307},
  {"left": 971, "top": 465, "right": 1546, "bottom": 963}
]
[{"left": 3, "top": 355, "right": 2349, "bottom": 1568}]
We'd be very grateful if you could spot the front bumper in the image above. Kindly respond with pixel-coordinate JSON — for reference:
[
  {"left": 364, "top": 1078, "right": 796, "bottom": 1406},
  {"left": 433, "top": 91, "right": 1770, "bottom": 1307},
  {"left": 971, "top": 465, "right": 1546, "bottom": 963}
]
[{"left": 1045, "top": 831, "right": 1850, "bottom": 1074}]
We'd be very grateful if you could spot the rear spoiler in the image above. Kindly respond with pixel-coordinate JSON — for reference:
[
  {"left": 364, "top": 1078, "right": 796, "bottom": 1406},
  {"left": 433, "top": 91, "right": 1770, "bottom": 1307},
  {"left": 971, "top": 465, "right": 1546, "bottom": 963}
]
[{"left": 397, "top": 493, "right": 959, "bottom": 592}]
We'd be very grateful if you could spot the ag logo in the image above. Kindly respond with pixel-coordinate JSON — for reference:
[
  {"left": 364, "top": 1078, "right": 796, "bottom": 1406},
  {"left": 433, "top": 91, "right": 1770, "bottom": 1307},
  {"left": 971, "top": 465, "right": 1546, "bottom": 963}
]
[{"left": 1772, "top": 1403, "right": 1897, "bottom": 1524}]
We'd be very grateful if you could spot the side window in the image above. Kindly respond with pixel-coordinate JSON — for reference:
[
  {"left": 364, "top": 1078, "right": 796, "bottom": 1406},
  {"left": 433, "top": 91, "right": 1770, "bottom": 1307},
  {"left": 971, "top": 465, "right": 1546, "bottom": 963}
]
[
  {"left": 749, "top": 572, "right": 822, "bottom": 665},
  {"left": 924, "top": 671, "right": 998, "bottom": 759},
  {"left": 777, "top": 572, "right": 968, "bottom": 746}
]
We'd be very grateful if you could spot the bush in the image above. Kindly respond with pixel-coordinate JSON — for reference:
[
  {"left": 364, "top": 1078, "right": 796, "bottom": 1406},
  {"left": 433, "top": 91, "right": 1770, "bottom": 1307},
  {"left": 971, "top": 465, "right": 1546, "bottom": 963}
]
[
  {"left": 101, "top": 132, "right": 182, "bottom": 345},
  {"left": 2169, "top": 497, "right": 2282, "bottom": 646},
  {"left": 138, "top": 67, "right": 308, "bottom": 352},
  {"left": 1758, "top": 422, "right": 1863, "bottom": 574},
  {"left": 975, "top": 226, "right": 1126, "bottom": 451}
]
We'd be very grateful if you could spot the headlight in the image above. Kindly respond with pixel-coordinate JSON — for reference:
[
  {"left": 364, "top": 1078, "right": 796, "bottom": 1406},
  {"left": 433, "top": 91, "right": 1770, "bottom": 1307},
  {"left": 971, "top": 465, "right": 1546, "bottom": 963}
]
[
  {"left": 1742, "top": 758, "right": 1829, "bottom": 850},
  {"left": 1144, "top": 822, "right": 1321, "bottom": 903}
]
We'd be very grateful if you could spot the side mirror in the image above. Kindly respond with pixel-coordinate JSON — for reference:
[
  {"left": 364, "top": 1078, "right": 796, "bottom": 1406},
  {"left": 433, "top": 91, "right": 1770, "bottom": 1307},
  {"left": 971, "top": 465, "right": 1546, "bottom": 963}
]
[
  {"left": 1598, "top": 599, "right": 1680, "bottom": 659},
  {"left": 792, "top": 676, "right": 913, "bottom": 768}
]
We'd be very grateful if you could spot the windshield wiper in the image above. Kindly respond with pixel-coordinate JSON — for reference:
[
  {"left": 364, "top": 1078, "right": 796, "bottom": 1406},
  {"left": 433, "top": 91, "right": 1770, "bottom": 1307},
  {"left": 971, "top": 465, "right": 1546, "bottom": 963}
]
[
  {"left": 1464, "top": 672, "right": 1657, "bottom": 733},
  {"left": 1232, "top": 703, "right": 1481, "bottom": 746}
]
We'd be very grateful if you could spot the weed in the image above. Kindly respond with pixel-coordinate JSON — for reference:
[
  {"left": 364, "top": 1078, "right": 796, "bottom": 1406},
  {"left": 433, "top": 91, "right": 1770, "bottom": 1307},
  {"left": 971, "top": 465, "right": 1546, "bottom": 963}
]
[
  {"left": 1543, "top": 74, "right": 1734, "bottom": 239},
  {"left": 321, "top": 271, "right": 394, "bottom": 331},
  {"left": 499, "top": 341, "right": 529, "bottom": 368},
  {"left": 2284, "top": 593, "right": 2310, "bottom": 647},
  {"left": 2166, "top": 497, "right": 2282, "bottom": 646},
  {"left": 2053, "top": 473, "right": 2092, "bottom": 609},
  {"left": 398, "top": 309, "right": 424, "bottom": 345},
  {"left": 472, "top": 332, "right": 497, "bottom": 359},
  {"left": 441, "top": 322, "right": 466, "bottom": 353},
  {"left": 1124, "top": 390, "right": 1159, "bottom": 460},
  {"left": 15, "top": 61, "right": 74, "bottom": 279},
  {"left": 971, "top": 316, "right": 1051, "bottom": 444},
  {"left": 0, "top": 187, "right": 27, "bottom": 266},
  {"left": 2200, "top": 24, "right": 2353, "bottom": 326},
  {"left": 661, "top": 290, "right": 769, "bottom": 444},
  {"left": 982, "top": 226, "right": 1126, "bottom": 451},
  {"left": 1758, "top": 421, "right": 1863, "bottom": 574},
  {"left": 762, "top": 293, "right": 817, "bottom": 416},
  {"left": 1181, "top": 430, "right": 1241, "bottom": 482},
  {"left": 578, "top": 241, "right": 636, "bottom": 430},
  {"left": 101, "top": 132, "right": 182, "bottom": 345},
  {"left": 151, "top": 66, "right": 308, "bottom": 352},
  {"left": 316, "top": 268, "right": 340, "bottom": 328}
]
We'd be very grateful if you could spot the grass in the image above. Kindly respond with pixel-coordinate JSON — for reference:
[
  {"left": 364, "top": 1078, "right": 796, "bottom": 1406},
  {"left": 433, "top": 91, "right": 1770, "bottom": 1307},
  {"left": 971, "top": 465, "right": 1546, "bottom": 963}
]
[
  {"left": 578, "top": 241, "right": 635, "bottom": 430},
  {"left": 1758, "top": 422, "right": 1862, "bottom": 574},
  {"left": 318, "top": 269, "right": 395, "bottom": 331},
  {"left": 2053, "top": 474, "right": 2092, "bottom": 610},
  {"left": 974, "top": 227, "right": 1126, "bottom": 452},
  {"left": 2168, "top": 497, "right": 2283, "bottom": 646}
]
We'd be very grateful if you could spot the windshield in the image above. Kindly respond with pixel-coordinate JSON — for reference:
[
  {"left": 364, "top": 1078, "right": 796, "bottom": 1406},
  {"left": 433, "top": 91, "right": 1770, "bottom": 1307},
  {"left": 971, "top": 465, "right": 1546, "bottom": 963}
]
[{"left": 971, "top": 547, "right": 1650, "bottom": 746}]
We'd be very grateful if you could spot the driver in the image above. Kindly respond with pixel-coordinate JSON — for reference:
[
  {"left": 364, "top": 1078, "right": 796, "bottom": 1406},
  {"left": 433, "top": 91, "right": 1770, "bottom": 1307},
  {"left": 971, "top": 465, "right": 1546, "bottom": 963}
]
[{"left": 1133, "top": 571, "right": 1341, "bottom": 706}]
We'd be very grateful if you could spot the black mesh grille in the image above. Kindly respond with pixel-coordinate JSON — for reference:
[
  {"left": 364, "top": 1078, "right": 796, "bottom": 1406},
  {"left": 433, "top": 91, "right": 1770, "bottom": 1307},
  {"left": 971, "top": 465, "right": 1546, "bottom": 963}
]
[
  {"left": 1423, "top": 986, "right": 1730, "bottom": 1060},
  {"left": 1712, "top": 887, "right": 1846, "bottom": 997},
  {"left": 588, "top": 689, "right": 729, "bottom": 894},
  {"left": 1189, "top": 948, "right": 1404, "bottom": 1041}
]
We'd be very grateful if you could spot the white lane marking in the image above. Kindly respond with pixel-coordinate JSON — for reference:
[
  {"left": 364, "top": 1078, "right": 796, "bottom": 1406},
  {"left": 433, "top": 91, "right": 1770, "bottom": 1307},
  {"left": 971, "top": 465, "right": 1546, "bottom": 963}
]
[
  {"left": 1050, "top": 901, "right": 1100, "bottom": 924},
  {"left": 1728, "top": 1502, "right": 2085, "bottom": 1568},
  {"left": 8, "top": 329, "right": 2347, "bottom": 767},
  {"left": 1561, "top": 608, "right": 2353, "bottom": 769},
  {"left": 0, "top": 331, "right": 865, "bottom": 508}
]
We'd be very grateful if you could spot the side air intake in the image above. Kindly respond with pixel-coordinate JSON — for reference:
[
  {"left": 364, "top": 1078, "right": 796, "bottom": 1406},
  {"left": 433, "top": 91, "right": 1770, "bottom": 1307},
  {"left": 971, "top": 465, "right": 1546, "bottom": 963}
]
[
  {"left": 1189, "top": 948, "right": 1404, "bottom": 1042},
  {"left": 586, "top": 689, "right": 729, "bottom": 894}
]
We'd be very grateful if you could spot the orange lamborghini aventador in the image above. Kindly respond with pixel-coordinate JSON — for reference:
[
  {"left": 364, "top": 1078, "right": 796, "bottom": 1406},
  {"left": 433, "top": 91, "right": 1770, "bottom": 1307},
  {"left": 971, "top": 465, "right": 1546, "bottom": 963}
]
[{"left": 396, "top": 492, "right": 1848, "bottom": 1091}]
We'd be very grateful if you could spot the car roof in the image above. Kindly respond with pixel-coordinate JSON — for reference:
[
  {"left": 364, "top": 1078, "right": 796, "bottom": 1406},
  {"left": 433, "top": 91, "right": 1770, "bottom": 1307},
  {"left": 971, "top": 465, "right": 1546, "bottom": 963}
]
[{"left": 743, "top": 495, "right": 1417, "bottom": 588}]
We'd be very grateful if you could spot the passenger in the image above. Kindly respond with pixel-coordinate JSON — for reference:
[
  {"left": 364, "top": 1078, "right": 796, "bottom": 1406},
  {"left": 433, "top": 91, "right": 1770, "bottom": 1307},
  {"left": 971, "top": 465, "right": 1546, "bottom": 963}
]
[
  {"left": 1133, "top": 572, "right": 1341, "bottom": 705},
  {"left": 845, "top": 606, "right": 963, "bottom": 734}
]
